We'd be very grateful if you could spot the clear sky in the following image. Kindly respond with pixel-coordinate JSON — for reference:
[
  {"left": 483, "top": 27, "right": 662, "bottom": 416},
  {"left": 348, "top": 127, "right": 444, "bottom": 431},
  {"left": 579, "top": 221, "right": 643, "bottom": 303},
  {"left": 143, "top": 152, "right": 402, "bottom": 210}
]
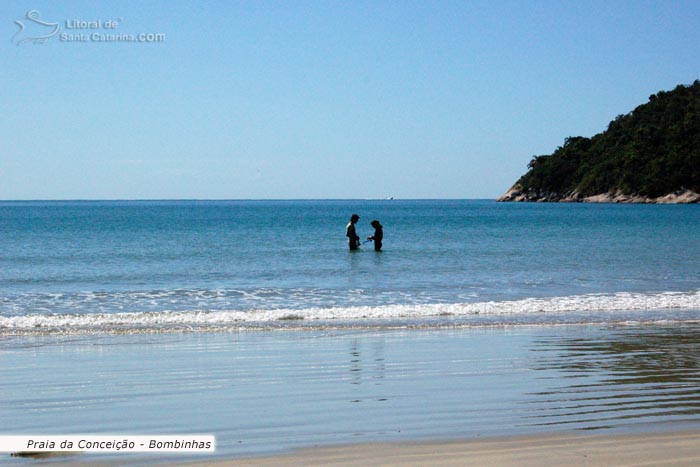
[{"left": 2, "top": 1, "right": 699, "bottom": 200}]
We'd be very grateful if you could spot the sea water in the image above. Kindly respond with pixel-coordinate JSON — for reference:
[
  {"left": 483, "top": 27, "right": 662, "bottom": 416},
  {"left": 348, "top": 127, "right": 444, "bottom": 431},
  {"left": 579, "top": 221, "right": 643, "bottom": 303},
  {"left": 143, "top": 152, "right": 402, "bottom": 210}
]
[
  {"left": 2, "top": 200, "right": 700, "bottom": 464},
  {"left": 1, "top": 200, "right": 699, "bottom": 333}
]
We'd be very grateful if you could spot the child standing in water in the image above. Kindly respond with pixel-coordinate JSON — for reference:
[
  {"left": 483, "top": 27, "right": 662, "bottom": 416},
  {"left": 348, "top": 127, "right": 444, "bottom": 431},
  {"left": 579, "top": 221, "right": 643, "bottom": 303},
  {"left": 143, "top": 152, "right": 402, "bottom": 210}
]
[{"left": 367, "top": 220, "right": 383, "bottom": 251}]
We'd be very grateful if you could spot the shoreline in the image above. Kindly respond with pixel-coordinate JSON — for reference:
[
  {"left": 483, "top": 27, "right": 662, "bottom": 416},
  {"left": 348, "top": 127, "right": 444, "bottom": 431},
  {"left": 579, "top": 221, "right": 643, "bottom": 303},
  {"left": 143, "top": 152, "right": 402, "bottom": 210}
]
[
  {"left": 28, "top": 429, "right": 700, "bottom": 466},
  {"left": 3, "top": 325, "right": 700, "bottom": 466},
  {"left": 497, "top": 185, "right": 700, "bottom": 203},
  {"left": 176, "top": 430, "right": 700, "bottom": 466}
]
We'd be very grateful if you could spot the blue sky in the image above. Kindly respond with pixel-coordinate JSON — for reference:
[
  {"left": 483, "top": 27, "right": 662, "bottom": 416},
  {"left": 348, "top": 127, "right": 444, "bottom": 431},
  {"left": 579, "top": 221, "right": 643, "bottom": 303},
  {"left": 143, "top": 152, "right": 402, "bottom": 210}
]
[{"left": 2, "top": 1, "right": 699, "bottom": 199}]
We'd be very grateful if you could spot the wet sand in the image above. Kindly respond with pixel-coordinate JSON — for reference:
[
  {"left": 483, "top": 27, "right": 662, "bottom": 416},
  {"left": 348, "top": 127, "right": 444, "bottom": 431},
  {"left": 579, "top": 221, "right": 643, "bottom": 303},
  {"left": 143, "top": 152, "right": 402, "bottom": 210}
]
[{"left": 2, "top": 325, "right": 700, "bottom": 466}]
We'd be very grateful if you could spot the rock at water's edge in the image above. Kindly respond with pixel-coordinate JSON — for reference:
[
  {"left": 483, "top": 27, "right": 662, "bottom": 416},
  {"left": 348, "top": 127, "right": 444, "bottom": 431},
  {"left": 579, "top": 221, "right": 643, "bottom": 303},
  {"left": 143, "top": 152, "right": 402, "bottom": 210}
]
[
  {"left": 496, "top": 184, "right": 524, "bottom": 202},
  {"left": 497, "top": 187, "right": 700, "bottom": 204}
]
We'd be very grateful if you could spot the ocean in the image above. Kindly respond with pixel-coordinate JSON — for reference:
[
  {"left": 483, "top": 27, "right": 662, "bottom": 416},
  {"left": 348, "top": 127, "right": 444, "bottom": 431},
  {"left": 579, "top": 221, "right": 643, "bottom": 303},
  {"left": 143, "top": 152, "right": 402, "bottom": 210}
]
[
  {"left": 1, "top": 200, "right": 699, "bottom": 333},
  {"left": 1, "top": 200, "right": 700, "bottom": 465}
]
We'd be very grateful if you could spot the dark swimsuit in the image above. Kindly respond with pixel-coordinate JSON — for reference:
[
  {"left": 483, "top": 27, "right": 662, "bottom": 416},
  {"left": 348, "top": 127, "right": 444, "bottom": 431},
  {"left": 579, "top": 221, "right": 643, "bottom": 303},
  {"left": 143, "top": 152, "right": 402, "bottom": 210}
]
[{"left": 372, "top": 227, "right": 383, "bottom": 251}]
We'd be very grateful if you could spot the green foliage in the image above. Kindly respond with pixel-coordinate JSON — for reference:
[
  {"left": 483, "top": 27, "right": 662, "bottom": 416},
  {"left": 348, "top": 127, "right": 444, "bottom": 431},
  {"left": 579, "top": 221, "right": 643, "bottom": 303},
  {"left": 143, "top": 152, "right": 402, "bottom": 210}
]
[{"left": 516, "top": 80, "right": 700, "bottom": 198}]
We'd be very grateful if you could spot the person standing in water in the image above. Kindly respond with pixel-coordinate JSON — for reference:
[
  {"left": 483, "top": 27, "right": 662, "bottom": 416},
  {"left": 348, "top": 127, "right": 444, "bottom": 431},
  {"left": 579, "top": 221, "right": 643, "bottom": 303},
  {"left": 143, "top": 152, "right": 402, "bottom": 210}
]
[
  {"left": 346, "top": 214, "right": 361, "bottom": 251},
  {"left": 367, "top": 220, "right": 383, "bottom": 251}
]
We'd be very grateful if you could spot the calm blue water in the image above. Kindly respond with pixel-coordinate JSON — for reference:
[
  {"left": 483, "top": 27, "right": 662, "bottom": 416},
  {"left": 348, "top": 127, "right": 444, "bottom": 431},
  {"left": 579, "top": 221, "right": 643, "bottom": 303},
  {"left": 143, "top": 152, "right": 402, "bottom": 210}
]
[
  {"left": 2, "top": 200, "right": 700, "bottom": 464},
  {"left": 1, "top": 200, "right": 700, "bottom": 333}
]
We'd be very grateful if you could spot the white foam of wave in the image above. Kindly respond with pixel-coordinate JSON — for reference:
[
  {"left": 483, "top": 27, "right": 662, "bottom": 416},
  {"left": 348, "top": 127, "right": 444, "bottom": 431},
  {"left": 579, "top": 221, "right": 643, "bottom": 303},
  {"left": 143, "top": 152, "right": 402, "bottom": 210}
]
[{"left": 1, "top": 290, "right": 700, "bottom": 331}]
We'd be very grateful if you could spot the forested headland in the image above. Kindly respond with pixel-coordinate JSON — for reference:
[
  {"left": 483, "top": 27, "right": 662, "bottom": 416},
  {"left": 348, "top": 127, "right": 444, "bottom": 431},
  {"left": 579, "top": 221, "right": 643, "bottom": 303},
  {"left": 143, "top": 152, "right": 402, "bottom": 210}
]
[{"left": 499, "top": 80, "right": 700, "bottom": 203}]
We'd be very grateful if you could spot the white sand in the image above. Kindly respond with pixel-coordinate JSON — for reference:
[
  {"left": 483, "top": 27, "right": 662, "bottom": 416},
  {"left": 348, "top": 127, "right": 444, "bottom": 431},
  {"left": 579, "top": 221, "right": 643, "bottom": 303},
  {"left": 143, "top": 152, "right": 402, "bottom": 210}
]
[{"left": 176, "top": 430, "right": 700, "bottom": 467}]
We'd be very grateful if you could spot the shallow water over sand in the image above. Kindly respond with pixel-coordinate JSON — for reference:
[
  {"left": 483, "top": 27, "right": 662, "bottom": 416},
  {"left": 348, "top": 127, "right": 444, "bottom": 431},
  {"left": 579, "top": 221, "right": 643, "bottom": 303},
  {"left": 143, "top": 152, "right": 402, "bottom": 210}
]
[
  {"left": 3, "top": 201, "right": 700, "bottom": 336},
  {"left": 2, "top": 324, "right": 699, "bottom": 465}
]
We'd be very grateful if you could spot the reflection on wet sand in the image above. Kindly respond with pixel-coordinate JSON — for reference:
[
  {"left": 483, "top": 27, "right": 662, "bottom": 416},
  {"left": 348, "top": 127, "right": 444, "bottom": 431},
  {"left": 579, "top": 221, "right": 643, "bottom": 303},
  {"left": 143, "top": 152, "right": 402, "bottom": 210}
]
[
  {"left": 525, "top": 325, "right": 700, "bottom": 430},
  {"left": 348, "top": 338, "right": 387, "bottom": 403}
]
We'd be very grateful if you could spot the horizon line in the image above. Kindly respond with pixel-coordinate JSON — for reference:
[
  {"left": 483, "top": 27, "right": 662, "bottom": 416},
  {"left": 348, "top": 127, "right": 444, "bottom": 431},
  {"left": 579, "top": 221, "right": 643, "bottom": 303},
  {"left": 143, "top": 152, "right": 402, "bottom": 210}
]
[{"left": 0, "top": 197, "right": 496, "bottom": 202}]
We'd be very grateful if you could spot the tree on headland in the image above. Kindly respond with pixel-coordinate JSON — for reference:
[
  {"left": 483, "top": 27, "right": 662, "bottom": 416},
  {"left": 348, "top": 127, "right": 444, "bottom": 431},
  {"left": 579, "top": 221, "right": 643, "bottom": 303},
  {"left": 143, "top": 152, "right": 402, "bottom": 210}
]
[{"left": 499, "top": 80, "right": 700, "bottom": 202}]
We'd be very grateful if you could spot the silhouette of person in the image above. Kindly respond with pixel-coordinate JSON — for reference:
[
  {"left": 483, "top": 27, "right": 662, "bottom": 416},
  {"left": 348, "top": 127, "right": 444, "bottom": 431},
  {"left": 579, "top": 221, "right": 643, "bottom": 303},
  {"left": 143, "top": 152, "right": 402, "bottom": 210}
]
[
  {"left": 346, "top": 214, "right": 361, "bottom": 251},
  {"left": 367, "top": 220, "right": 383, "bottom": 251}
]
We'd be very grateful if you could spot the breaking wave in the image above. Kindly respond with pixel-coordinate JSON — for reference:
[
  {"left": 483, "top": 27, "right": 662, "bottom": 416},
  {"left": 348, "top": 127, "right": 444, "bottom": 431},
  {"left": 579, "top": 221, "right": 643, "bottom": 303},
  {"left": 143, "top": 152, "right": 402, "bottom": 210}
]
[{"left": 2, "top": 290, "right": 700, "bottom": 335}]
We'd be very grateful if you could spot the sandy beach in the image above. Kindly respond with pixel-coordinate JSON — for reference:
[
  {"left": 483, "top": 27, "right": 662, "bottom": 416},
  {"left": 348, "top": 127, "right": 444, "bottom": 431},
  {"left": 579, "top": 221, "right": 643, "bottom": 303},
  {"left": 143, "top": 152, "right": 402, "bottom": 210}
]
[
  {"left": 26, "top": 430, "right": 700, "bottom": 466},
  {"left": 176, "top": 431, "right": 700, "bottom": 467},
  {"left": 3, "top": 325, "right": 700, "bottom": 466}
]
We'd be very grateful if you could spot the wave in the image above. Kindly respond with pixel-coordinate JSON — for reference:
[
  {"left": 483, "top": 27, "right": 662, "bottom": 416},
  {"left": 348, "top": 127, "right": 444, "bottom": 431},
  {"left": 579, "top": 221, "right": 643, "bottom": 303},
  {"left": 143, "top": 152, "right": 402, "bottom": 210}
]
[{"left": 2, "top": 290, "right": 700, "bottom": 335}]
